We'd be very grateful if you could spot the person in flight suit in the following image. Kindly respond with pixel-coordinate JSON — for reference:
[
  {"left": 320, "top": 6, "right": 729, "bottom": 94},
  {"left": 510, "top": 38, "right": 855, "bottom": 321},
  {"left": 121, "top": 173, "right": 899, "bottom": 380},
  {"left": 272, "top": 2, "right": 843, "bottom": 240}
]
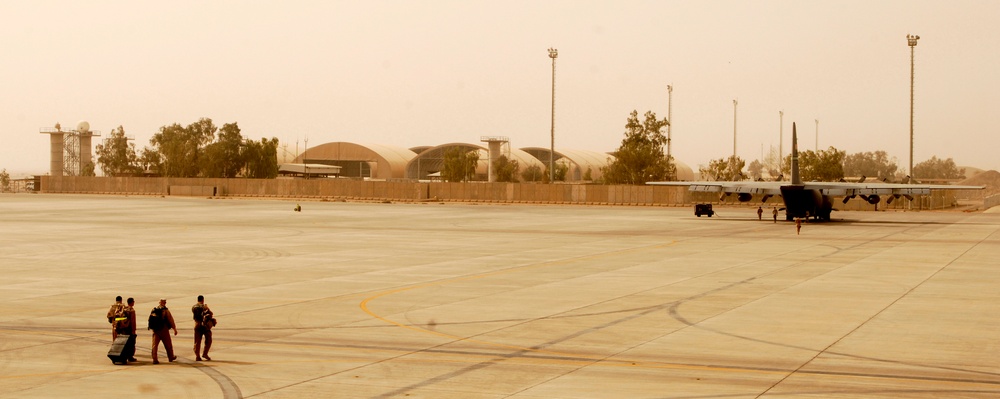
[
  {"left": 149, "top": 298, "right": 178, "bottom": 364},
  {"left": 106, "top": 295, "right": 124, "bottom": 340},
  {"left": 115, "top": 297, "right": 139, "bottom": 363},
  {"left": 191, "top": 295, "right": 214, "bottom": 361}
]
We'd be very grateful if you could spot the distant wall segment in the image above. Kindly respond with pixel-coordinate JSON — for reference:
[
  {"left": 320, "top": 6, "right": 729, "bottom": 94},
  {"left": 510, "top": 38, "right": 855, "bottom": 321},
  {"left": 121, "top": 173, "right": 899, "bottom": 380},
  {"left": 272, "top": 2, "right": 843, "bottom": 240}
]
[
  {"left": 40, "top": 176, "right": 692, "bottom": 206},
  {"left": 39, "top": 176, "right": 965, "bottom": 210}
]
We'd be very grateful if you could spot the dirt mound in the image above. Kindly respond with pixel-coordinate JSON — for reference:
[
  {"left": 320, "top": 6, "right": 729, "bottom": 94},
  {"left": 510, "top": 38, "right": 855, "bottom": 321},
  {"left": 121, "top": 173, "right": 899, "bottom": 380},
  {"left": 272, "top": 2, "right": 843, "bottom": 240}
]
[{"left": 958, "top": 170, "right": 1000, "bottom": 198}]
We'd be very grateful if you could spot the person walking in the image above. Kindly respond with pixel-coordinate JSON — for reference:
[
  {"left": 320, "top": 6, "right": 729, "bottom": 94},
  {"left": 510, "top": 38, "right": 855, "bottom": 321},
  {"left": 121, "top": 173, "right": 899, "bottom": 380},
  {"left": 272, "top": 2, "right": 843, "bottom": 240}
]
[
  {"left": 148, "top": 298, "right": 177, "bottom": 364},
  {"left": 192, "top": 295, "right": 213, "bottom": 361},
  {"left": 106, "top": 296, "right": 124, "bottom": 340},
  {"left": 119, "top": 297, "right": 138, "bottom": 363},
  {"left": 772, "top": 207, "right": 778, "bottom": 223},
  {"left": 757, "top": 206, "right": 763, "bottom": 220},
  {"left": 795, "top": 218, "right": 802, "bottom": 235}
]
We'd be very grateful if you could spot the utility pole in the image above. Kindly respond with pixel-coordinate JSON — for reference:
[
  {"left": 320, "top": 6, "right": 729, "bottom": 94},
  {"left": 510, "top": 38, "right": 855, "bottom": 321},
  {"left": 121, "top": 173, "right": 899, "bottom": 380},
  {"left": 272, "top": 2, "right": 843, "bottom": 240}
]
[
  {"left": 667, "top": 84, "right": 673, "bottom": 164},
  {"left": 733, "top": 99, "right": 738, "bottom": 159},
  {"left": 779, "top": 110, "right": 784, "bottom": 164},
  {"left": 907, "top": 34, "right": 920, "bottom": 183},
  {"left": 548, "top": 47, "right": 558, "bottom": 183},
  {"left": 815, "top": 119, "right": 819, "bottom": 152}
]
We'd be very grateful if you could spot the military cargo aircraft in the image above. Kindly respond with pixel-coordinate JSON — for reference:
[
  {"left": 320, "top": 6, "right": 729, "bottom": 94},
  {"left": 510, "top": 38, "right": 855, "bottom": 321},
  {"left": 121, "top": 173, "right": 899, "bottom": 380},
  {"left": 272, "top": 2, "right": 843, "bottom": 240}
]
[{"left": 648, "top": 123, "right": 984, "bottom": 221}]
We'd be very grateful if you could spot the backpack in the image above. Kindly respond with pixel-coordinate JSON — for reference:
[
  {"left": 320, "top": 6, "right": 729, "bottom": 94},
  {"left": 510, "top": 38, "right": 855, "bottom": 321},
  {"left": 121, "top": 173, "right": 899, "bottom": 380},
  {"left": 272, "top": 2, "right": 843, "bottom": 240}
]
[
  {"left": 202, "top": 308, "right": 216, "bottom": 329},
  {"left": 108, "top": 303, "right": 127, "bottom": 328},
  {"left": 194, "top": 304, "right": 216, "bottom": 329},
  {"left": 112, "top": 306, "right": 130, "bottom": 330},
  {"left": 106, "top": 303, "right": 123, "bottom": 324},
  {"left": 147, "top": 307, "right": 166, "bottom": 331}
]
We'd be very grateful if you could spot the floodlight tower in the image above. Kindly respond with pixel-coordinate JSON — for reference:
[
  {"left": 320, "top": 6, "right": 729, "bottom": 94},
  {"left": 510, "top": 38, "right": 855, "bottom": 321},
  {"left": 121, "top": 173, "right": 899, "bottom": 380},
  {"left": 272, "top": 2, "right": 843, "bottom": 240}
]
[
  {"left": 548, "top": 47, "right": 558, "bottom": 183},
  {"left": 667, "top": 84, "right": 673, "bottom": 163},
  {"left": 732, "top": 99, "right": 738, "bottom": 158},
  {"left": 779, "top": 111, "right": 784, "bottom": 162},
  {"left": 815, "top": 119, "right": 819, "bottom": 151},
  {"left": 907, "top": 33, "right": 920, "bottom": 183}
]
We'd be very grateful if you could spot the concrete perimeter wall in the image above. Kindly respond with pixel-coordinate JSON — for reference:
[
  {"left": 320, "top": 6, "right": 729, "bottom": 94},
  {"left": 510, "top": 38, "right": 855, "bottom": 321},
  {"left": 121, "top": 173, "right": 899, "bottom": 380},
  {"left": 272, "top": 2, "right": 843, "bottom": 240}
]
[
  {"left": 40, "top": 176, "right": 693, "bottom": 206},
  {"left": 986, "top": 194, "right": 1000, "bottom": 210},
  {"left": 40, "top": 176, "right": 964, "bottom": 210}
]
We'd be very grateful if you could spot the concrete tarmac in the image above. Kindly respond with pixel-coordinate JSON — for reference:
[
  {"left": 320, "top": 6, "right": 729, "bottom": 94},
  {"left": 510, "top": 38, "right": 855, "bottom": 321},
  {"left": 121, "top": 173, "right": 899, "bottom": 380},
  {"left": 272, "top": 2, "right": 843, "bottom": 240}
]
[{"left": 2, "top": 194, "right": 999, "bottom": 398}]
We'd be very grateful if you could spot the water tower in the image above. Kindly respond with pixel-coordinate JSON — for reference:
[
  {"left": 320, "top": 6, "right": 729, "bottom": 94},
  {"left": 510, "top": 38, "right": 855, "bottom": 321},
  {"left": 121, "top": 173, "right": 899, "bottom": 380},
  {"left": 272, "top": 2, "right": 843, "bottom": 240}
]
[
  {"left": 480, "top": 136, "right": 510, "bottom": 182},
  {"left": 39, "top": 121, "right": 100, "bottom": 176}
]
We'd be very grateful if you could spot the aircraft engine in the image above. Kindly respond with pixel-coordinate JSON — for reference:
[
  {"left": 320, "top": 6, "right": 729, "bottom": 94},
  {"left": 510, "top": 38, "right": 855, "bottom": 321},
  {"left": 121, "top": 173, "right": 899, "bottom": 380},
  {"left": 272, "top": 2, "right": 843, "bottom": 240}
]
[
  {"left": 737, "top": 193, "right": 753, "bottom": 202},
  {"left": 866, "top": 195, "right": 881, "bottom": 205}
]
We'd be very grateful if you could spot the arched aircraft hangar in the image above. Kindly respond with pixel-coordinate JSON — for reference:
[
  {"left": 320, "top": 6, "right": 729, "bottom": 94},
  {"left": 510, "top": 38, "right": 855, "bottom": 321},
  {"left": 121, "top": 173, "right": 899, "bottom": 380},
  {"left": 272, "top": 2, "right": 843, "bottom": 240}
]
[
  {"left": 404, "top": 143, "right": 545, "bottom": 181},
  {"left": 291, "top": 142, "right": 416, "bottom": 179}
]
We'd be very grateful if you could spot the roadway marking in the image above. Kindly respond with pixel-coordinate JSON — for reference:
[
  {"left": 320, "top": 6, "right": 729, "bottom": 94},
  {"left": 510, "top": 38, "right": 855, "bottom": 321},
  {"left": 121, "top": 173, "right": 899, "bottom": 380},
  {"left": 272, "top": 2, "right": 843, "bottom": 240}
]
[{"left": 359, "top": 241, "right": 678, "bottom": 359}]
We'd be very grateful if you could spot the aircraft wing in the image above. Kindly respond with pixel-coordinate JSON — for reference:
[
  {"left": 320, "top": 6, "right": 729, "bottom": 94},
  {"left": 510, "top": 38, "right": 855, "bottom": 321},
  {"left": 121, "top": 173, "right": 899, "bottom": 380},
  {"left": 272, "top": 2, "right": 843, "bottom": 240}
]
[
  {"left": 647, "top": 181, "right": 785, "bottom": 195},
  {"left": 800, "top": 182, "right": 984, "bottom": 196},
  {"left": 647, "top": 180, "right": 984, "bottom": 196}
]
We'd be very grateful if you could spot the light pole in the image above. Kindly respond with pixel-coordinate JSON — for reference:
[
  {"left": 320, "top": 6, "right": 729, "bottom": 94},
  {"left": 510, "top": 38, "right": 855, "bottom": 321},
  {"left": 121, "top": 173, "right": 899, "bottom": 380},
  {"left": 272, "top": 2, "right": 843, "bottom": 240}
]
[
  {"left": 667, "top": 84, "right": 673, "bottom": 164},
  {"left": 548, "top": 47, "right": 558, "bottom": 183},
  {"left": 779, "top": 110, "right": 784, "bottom": 164},
  {"left": 732, "top": 99, "right": 738, "bottom": 158},
  {"left": 907, "top": 34, "right": 920, "bottom": 183},
  {"left": 814, "top": 119, "right": 819, "bottom": 151}
]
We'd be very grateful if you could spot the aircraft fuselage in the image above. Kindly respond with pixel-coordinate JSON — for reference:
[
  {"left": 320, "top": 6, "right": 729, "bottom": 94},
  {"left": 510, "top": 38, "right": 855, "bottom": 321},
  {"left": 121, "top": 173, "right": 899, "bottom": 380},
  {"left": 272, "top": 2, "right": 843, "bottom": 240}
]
[{"left": 780, "top": 185, "right": 833, "bottom": 220}]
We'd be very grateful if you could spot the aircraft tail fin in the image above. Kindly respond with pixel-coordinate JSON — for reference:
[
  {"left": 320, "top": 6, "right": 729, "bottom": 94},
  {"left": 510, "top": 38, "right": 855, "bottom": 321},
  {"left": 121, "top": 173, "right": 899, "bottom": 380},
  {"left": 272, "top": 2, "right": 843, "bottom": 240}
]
[{"left": 791, "top": 122, "right": 801, "bottom": 185}]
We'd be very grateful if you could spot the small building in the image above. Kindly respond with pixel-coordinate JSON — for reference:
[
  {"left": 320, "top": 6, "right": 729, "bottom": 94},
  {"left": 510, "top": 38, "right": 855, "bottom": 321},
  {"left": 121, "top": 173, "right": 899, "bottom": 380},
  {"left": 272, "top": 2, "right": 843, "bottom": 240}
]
[{"left": 278, "top": 163, "right": 342, "bottom": 178}]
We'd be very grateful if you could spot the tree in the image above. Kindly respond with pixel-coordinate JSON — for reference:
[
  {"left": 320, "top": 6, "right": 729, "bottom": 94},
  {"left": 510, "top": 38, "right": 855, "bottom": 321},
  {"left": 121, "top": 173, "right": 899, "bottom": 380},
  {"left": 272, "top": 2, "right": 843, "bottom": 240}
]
[
  {"left": 602, "top": 110, "right": 674, "bottom": 184},
  {"left": 148, "top": 123, "right": 191, "bottom": 177},
  {"left": 493, "top": 155, "right": 519, "bottom": 182},
  {"left": 700, "top": 156, "right": 746, "bottom": 181},
  {"left": 521, "top": 164, "right": 544, "bottom": 182},
  {"left": 842, "top": 151, "right": 898, "bottom": 180},
  {"left": 201, "top": 123, "right": 244, "bottom": 178},
  {"left": 0, "top": 169, "right": 10, "bottom": 192},
  {"left": 148, "top": 118, "right": 217, "bottom": 177},
  {"left": 762, "top": 145, "right": 782, "bottom": 178},
  {"left": 243, "top": 137, "right": 280, "bottom": 179},
  {"left": 96, "top": 126, "right": 142, "bottom": 176},
  {"left": 441, "top": 147, "right": 479, "bottom": 182},
  {"left": 913, "top": 156, "right": 965, "bottom": 180},
  {"left": 546, "top": 160, "right": 569, "bottom": 182},
  {"left": 137, "top": 147, "right": 161, "bottom": 175},
  {"left": 747, "top": 159, "right": 764, "bottom": 180},
  {"left": 81, "top": 161, "right": 96, "bottom": 177},
  {"left": 141, "top": 118, "right": 277, "bottom": 178},
  {"left": 784, "top": 146, "right": 846, "bottom": 181}
]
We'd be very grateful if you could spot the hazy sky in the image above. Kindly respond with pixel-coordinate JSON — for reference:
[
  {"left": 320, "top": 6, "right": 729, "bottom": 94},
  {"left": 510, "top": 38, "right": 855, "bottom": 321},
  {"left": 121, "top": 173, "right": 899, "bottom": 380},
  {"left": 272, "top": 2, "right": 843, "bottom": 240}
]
[{"left": 3, "top": 1, "right": 999, "bottom": 177}]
